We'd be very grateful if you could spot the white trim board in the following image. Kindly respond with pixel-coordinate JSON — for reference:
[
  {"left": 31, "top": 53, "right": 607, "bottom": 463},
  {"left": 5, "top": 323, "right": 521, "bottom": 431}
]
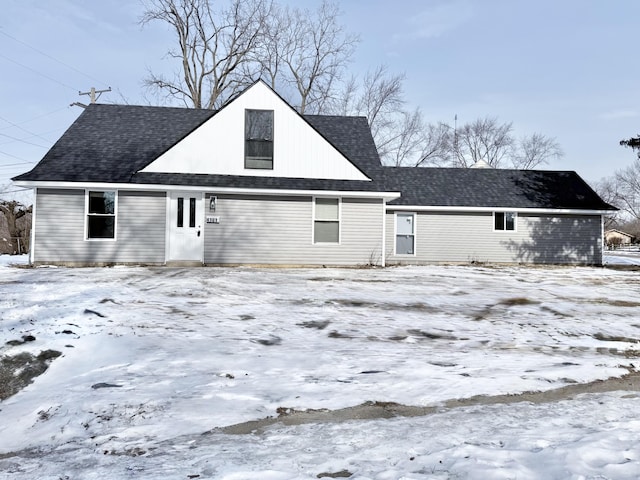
[
  {"left": 15, "top": 181, "right": 400, "bottom": 200},
  {"left": 387, "top": 205, "right": 613, "bottom": 215}
]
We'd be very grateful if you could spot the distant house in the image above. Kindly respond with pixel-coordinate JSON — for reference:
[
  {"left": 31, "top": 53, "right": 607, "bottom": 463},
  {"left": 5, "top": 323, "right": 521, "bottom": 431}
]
[
  {"left": 604, "top": 229, "right": 635, "bottom": 247},
  {"left": 13, "top": 81, "right": 616, "bottom": 267}
]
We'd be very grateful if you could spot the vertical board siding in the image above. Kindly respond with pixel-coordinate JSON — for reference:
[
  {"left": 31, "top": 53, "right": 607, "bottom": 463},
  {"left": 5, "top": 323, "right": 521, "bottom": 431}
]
[
  {"left": 143, "top": 83, "right": 368, "bottom": 181},
  {"left": 385, "top": 211, "right": 602, "bottom": 265},
  {"left": 34, "top": 189, "right": 166, "bottom": 264},
  {"left": 204, "top": 195, "right": 383, "bottom": 265}
]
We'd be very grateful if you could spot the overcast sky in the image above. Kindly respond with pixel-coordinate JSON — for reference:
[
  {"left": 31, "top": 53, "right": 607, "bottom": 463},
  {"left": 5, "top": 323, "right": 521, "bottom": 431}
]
[{"left": 2, "top": 0, "right": 639, "bottom": 198}]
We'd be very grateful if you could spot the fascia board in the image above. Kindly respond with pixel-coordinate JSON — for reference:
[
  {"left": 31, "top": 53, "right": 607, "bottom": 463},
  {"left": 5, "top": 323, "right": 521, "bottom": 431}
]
[
  {"left": 15, "top": 180, "right": 400, "bottom": 200},
  {"left": 387, "top": 205, "right": 615, "bottom": 215}
]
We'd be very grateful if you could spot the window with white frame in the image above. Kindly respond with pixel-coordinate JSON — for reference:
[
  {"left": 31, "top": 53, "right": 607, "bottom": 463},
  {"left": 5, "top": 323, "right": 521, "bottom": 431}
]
[
  {"left": 494, "top": 211, "right": 516, "bottom": 231},
  {"left": 87, "top": 191, "right": 116, "bottom": 239},
  {"left": 314, "top": 198, "right": 340, "bottom": 243},
  {"left": 395, "top": 213, "right": 415, "bottom": 255}
]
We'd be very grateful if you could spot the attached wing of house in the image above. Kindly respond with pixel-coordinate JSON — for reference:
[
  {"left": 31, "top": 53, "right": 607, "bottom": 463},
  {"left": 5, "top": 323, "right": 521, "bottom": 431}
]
[
  {"left": 383, "top": 167, "right": 616, "bottom": 265},
  {"left": 14, "top": 80, "right": 616, "bottom": 266}
]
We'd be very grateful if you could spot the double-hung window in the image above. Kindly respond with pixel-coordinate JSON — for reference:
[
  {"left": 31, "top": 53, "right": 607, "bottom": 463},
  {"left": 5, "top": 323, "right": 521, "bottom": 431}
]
[
  {"left": 395, "top": 213, "right": 415, "bottom": 255},
  {"left": 494, "top": 211, "right": 516, "bottom": 231},
  {"left": 87, "top": 191, "right": 116, "bottom": 239},
  {"left": 245, "top": 109, "right": 274, "bottom": 169},
  {"left": 314, "top": 198, "right": 340, "bottom": 243}
]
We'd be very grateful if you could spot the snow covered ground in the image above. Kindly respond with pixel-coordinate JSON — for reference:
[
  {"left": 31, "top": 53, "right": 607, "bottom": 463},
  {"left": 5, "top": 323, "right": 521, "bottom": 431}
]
[
  {"left": 0, "top": 258, "right": 639, "bottom": 479},
  {"left": 604, "top": 250, "right": 640, "bottom": 266}
]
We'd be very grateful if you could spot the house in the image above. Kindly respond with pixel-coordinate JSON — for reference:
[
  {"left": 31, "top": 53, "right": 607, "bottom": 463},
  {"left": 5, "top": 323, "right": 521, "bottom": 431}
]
[
  {"left": 13, "top": 81, "right": 616, "bottom": 267},
  {"left": 604, "top": 229, "right": 635, "bottom": 247}
]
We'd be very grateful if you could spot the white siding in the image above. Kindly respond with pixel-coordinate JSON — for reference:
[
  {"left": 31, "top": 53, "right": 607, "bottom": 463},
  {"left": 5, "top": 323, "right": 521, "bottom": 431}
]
[
  {"left": 34, "top": 188, "right": 166, "bottom": 265},
  {"left": 204, "top": 195, "right": 384, "bottom": 265},
  {"left": 142, "top": 82, "right": 369, "bottom": 181},
  {"left": 385, "top": 211, "right": 603, "bottom": 265}
]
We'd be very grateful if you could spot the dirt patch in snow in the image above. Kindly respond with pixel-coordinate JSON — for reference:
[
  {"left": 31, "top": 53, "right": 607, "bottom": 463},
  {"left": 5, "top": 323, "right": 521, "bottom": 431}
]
[
  {"left": 0, "top": 349, "right": 62, "bottom": 401},
  {"left": 217, "top": 370, "right": 640, "bottom": 435}
]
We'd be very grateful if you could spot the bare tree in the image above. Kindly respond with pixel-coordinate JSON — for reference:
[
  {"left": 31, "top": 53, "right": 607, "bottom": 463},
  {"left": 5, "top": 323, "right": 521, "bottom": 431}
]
[
  {"left": 0, "top": 200, "right": 31, "bottom": 255},
  {"left": 271, "top": 1, "right": 359, "bottom": 114},
  {"left": 512, "top": 133, "right": 563, "bottom": 169},
  {"left": 355, "top": 66, "right": 404, "bottom": 135},
  {"left": 593, "top": 177, "right": 621, "bottom": 228},
  {"left": 414, "top": 122, "right": 452, "bottom": 167},
  {"left": 251, "top": 1, "right": 287, "bottom": 91},
  {"left": 140, "top": 0, "right": 271, "bottom": 109},
  {"left": 386, "top": 114, "right": 451, "bottom": 167},
  {"left": 452, "top": 117, "right": 514, "bottom": 168},
  {"left": 330, "top": 66, "right": 449, "bottom": 166},
  {"left": 616, "top": 217, "right": 640, "bottom": 239},
  {"left": 614, "top": 158, "right": 640, "bottom": 219},
  {"left": 382, "top": 108, "right": 424, "bottom": 166},
  {"left": 347, "top": 66, "right": 405, "bottom": 161}
]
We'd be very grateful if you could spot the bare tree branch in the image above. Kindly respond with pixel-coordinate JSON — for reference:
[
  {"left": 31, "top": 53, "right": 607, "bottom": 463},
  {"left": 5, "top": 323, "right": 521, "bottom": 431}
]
[
  {"left": 453, "top": 117, "right": 514, "bottom": 168},
  {"left": 274, "top": 1, "right": 360, "bottom": 114},
  {"left": 0, "top": 199, "right": 31, "bottom": 254},
  {"left": 614, "top": 158, "right": 640, "bottom": 220},
  {"left": 512, "top": 133, "right": 563, "bottom": 169},
  {"left": 140, "top": 0, "right": 271, "bottom": 109},
  {"left": 593, "top": 177, "right": 621, "bottom": 228}
]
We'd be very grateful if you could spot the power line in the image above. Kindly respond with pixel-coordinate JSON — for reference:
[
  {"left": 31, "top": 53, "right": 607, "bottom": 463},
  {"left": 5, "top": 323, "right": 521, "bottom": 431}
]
[
  {"left": 0, "top": 30, "right": 110, "bottom": 89},
  {"left": 0, "top": 106, "right": 70, "bottom": 131},
  {"left": 0, "top": 149, "right": 29, "bottom": 162},
  {"left": 0, "top": 114, "right": 52, "bottom": 144},
  {"left": 0, "top": 52, "right": 78, "bottom": 92},
  {"left": 0, "top": 161, "right": 35, "bottom": 168},
  {"left": 0, "top": 187, "right": 32, "bottom": 194},
  {"left": 0, "top": 132, "right": 48, "bottom": 149}
]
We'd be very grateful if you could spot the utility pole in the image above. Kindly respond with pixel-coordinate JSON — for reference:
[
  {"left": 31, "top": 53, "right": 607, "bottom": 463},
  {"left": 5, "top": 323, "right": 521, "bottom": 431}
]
[{"left": 78, "top": 86, "right": 112, "bottom": 104}]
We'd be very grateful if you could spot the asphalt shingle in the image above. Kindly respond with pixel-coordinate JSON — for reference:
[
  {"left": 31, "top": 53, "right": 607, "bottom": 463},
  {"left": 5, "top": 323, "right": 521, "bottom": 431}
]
[{"left": 384, "top": 167, "right": 615, "bottom": 210}]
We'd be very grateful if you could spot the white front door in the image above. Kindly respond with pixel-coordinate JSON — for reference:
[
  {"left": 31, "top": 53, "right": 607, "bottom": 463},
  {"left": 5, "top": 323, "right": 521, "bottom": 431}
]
[{"left": 168, "top": 192, "right": 204, "bottom": 261}]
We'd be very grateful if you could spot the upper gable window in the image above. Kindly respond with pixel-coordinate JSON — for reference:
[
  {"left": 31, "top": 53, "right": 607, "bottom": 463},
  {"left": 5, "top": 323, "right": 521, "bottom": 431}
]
[
  {"left": 494, "top": 211, "right": 516, "bottom": 231},
  {"left": 245, "top": 109, "right": 274, "bottom": 169}
]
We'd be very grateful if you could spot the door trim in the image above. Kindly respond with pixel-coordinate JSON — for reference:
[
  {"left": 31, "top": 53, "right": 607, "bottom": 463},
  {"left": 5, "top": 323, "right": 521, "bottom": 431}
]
[{"left": 166, "top": 191, "right": 204, "bottom": 263}]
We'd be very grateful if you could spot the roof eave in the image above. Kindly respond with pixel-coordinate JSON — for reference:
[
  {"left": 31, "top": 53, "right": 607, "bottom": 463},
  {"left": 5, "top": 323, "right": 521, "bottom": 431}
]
[
  {"left": 386, "top": 205, "right": 617, "bottom": 215},
  {"left": 15, "top": 180, "right": 400, "bottom": 200}
]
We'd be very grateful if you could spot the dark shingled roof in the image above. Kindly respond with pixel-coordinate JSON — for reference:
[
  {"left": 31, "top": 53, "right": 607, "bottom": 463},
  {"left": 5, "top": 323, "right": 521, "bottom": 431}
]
[
  {"left": 15, "top": 104, "right": 215, "bottom": 184},
  {"left": 13, "top": 103, "right": 386, "bottom": 192},
  {"left": 14, "top": 103, "right": 615, "bottom": 211},
  {"left": 384, "top": 167, "right": 616, "bottom": 210}
]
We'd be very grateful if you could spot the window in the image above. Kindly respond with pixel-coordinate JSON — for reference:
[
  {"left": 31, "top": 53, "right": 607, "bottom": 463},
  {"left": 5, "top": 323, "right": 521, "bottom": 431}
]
[
  {"left": 494, "top": 211, "right": 516, "bottom": 231},
  {"left": 314, "top": 198, "right": 340, "bottom": 243},
  {"left": 176, "top": 196, "right": 197, "bottom": 228},
  {"left": 245, "top": 109, "right": 274, "bottom": 169},
  {"left": 189, "top": 197, "right": 196, "bottom": 228},
  {"left": 395, "top": 213, "right": 415, "bottom": 255},
  {"left": 87, "top": 191, "right": 116, "bottom": 239},
  {"left": 177, "top": 197, "right": 184, "bottom": 227}
]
